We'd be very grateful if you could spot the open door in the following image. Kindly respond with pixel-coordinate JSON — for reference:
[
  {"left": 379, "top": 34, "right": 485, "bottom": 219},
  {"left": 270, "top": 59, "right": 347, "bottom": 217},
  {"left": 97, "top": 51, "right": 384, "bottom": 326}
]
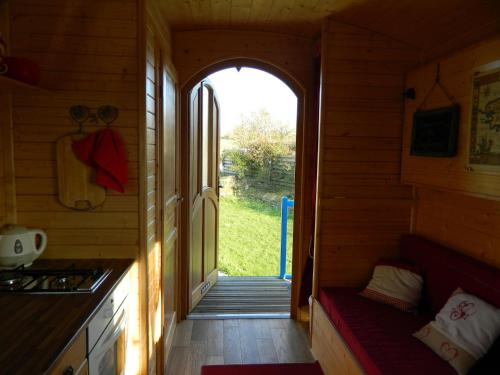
[{"left": 189, "top": 81, "right": 220, "bottom": 311}]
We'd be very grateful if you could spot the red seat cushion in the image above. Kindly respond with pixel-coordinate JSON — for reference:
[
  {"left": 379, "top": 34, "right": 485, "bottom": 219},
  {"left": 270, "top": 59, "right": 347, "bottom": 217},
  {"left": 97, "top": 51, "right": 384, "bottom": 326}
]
[
  {"left": 201, "top": 362, "right": 324, "bottom": 375},
  {"left": 318, "top": 288, "right": 455, "bottom": 375}
]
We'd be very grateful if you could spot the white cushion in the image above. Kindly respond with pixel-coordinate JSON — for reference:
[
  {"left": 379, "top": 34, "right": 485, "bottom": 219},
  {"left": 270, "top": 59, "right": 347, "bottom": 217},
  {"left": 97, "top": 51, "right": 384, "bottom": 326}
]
[
  {"left": 432, "top": 288, "right": 500, "bottom": 359},
  {"left": 415, "top": 288, "right": 500, "bottom": 375}
]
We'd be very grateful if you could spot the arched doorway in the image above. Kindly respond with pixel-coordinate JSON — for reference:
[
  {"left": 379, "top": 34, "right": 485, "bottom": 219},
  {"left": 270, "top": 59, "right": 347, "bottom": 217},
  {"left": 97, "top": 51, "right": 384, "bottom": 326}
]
[{"left": 179, "top": 58, "right": 308, "bottom": 319}]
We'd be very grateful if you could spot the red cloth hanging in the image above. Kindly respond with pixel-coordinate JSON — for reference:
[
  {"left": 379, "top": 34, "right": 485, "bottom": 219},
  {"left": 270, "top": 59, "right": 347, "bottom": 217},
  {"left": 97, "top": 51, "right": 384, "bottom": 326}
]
[{"left": 72, "top": 129, "right": 128, "bottom": 193}]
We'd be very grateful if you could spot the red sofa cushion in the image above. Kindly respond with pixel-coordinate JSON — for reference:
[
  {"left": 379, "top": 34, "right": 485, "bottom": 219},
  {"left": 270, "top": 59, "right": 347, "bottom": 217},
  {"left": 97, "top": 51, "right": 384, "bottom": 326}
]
[
  {"left": 318, "top": 288, "right": 455, "bottom": 375},
  {"left": 201, "top": 362, "right": 324, "bottom": 375},
  {"left": 400, "top": 235, "right": 500, "bottom": 315}
]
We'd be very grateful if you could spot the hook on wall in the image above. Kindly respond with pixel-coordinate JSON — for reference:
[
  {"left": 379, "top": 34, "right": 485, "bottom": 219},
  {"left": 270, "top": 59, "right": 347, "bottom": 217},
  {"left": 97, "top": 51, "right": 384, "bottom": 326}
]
[
  {"left": 416, "top": 62, "right": 456, "bottom": 111},
  {"left": 68, "top": 105, "right": 119, "bottom": 131},
  {"left": 403, "top": 88, "right": 416, "bottom": 100}
]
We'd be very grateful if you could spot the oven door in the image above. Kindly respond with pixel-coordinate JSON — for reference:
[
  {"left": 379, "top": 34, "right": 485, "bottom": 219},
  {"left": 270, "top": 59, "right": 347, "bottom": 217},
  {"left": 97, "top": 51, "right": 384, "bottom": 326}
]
[{"left": 88, "top": 303, "right": 128, "bottom": 375}]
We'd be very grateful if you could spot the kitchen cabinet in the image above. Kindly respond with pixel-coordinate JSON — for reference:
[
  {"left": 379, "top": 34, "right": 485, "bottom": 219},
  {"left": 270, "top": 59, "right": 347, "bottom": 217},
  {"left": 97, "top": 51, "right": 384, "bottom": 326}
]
[
  {"left": 77, "top": 360, "right": 89, "bottom": 375},
  {"left": 48, "top": 327, "right": 86, "bottom": 375}
]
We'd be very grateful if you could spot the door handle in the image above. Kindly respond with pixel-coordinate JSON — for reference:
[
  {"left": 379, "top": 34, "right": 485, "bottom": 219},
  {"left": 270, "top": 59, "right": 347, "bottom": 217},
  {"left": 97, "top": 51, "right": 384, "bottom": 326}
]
[
  {"left": 177, "top": 196, "right": 184, "bottom": 203},
  {"left": 218, "top": 185, "right": 224, "bottom": 189}
]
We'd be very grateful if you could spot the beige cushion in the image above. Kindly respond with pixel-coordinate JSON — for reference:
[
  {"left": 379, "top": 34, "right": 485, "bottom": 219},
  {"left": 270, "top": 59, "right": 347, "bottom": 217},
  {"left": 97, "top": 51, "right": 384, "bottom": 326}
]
[
  {"left": 414, "top": 323, "right": 476, "bottom": 375},
  {"left": 359, "top": 263, "right": 423, "bottom": 312}
]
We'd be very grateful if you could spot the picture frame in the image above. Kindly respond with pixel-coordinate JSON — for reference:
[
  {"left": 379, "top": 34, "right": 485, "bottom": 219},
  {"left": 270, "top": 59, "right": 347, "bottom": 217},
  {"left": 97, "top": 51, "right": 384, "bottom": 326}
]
[
  {"left": 410, "top": 105, "right": 460, "bottom": 157},
  {"left": 468, "top": 65, "right": 500, "bottom": 172}
]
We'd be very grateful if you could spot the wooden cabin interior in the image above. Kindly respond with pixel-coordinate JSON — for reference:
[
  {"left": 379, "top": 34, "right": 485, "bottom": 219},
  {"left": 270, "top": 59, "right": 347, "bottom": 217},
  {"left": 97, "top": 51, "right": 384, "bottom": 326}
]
[{"left": 0, "top": 0, "right": 500, "bottom": 374}]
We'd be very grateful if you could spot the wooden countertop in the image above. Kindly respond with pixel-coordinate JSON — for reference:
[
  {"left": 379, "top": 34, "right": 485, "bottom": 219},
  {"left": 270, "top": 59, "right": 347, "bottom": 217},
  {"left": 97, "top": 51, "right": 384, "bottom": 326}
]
[{"left": 0, "top": 258, "right": 134, "bottom": 375}]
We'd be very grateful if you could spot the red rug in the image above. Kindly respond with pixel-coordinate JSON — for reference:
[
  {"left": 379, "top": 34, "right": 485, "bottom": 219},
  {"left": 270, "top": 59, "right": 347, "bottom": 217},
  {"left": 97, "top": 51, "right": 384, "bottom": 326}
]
[{"left": 201, "top": 362, "right": 324, "bottom": 375}]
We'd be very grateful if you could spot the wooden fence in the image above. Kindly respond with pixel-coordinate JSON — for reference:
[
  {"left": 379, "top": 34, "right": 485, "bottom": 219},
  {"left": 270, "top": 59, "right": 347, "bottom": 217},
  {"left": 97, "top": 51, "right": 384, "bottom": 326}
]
[{"left": 221, "top": 154, "right": 295, "bottom": 192}]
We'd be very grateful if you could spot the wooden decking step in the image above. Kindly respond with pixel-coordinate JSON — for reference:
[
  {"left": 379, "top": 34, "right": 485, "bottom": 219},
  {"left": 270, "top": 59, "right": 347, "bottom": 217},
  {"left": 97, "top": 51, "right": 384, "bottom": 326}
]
[{"left": 190, "top": 276, "right": 291, "bottom": 315}]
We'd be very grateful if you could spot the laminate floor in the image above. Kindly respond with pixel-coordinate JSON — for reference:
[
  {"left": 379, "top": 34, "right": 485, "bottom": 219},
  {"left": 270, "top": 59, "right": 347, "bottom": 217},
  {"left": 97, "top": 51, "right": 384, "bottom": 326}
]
[{"left": 165, "top": 319, "right": 314, "bottom": 375}]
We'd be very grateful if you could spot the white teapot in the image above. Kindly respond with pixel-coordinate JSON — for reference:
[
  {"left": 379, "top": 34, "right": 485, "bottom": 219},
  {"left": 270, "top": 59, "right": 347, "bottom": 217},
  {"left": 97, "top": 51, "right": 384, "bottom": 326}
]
[{"left": 0, "top": 225, "right": 47, "bottom": 268}]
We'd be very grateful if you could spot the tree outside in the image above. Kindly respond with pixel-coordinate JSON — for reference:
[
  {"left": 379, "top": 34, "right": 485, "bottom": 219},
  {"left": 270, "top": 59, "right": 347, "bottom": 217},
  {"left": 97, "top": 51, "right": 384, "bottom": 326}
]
[{"left": 219, "top": 108, "right": 296, "bottom": 276}]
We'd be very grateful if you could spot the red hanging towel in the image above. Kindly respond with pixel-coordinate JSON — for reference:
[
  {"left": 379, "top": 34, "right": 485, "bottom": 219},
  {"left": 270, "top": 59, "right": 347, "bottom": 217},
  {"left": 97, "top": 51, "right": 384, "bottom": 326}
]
[
  {"left": 72, "top": 132, "right": 97, "bottom": 164},
  {"left": 72, "top": 129, "right": 128, "bottom": 193},
  {"left": 93, "top": 129, "right": 128, "bottom": 193}
]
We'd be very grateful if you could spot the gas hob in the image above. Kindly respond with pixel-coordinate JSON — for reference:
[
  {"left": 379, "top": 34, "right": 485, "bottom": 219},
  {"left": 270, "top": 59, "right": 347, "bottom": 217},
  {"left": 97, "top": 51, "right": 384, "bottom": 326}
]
[{"left": 0, "top": 265, "right": 111, "bottom": 293}]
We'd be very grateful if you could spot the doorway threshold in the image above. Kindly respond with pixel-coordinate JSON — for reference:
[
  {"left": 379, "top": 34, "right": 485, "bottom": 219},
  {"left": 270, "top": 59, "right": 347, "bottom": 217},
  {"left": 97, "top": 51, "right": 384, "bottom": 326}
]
[
  {"left": 187, "top": 312, "right": 291, "bottom": 320},
  {"left": 190, "top": 276, "right": 291, "bottom": 316}
]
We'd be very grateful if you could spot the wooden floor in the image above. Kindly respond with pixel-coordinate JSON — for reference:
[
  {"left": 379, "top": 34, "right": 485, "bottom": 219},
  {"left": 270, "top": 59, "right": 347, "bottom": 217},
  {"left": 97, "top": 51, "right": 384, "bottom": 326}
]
[
  {"left": 190, "top": 277, "right": 291, "bottom": 316},
  {"left": 165, "top": 319, "right": 314, "bottom": 374}
]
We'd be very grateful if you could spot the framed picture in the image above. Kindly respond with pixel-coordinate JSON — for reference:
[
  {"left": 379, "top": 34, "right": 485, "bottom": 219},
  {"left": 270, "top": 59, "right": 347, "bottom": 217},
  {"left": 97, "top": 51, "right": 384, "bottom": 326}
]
[
  {"left": 411, "top": 105, "right": 460, "bottom": 157},
  {"left": 468, "top": 66, "right": 500, "bottom": 171}
]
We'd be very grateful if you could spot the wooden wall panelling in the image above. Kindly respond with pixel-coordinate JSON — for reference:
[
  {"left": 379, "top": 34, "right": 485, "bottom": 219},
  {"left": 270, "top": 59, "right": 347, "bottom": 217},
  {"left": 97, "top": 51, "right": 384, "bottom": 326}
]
[
  {"left": 314, "top": 19, "right": 420, "bottom": 290},
  {"left": 0, "top": 94, "right": 15, "bottom": 228},
  {"left": 161, "top": 0, "right": 500, "bottom": 61},
  {"left": 0, "top": 0, "right": 16, "bottom": 227},
  {"left": 173, "top": 30, "right": 314, "bottom": 90},
  {"left": 9, "top": 0, "right": 140, "bottom": 259},
  {"left": 7, "top": 1, "right": 144, "bottom": 374},
  {"left": 0, "top": 0, "right": 6, "bottom": 227},
  {"left": 415, "top": 193, "right": 498, "bottom": 260},
  {"left": 401, "top": 35, "right": 500, "bottom": 200},
  {"left": 413, "top": 187, "right": 500, "bottom": 270},
  {"left": 173, "top": 29, "right": 316, "bottom": 318}
]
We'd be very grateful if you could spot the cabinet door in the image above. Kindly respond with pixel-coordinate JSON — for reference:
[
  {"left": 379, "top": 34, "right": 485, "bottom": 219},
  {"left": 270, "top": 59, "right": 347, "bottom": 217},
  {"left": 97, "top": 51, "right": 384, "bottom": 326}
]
[
  {"left": 48, "top": 330, "right": 86, "bottom": 375},
  {"left": 161, "top": 64, "right": 179, "bottom": 359},
  {"left": 76, "top": 360, "right": 88, "bottom": 375}
]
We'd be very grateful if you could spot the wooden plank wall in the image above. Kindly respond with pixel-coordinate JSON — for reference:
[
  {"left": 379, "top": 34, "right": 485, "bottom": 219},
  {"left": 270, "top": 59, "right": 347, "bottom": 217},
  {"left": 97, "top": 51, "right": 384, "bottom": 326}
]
[
  {"left": 402, "top": 35, "right": 500, "bottom": 198},
  {"left": 0, "top": 0, "right": 13, "bottom": 228},
  {"left": 173, "top": 30, "right": 314, "bottom": 91},
  {"left": 314, "top": 19, "right": 420, "bottom": 289},
  {"left": 0, "top": 111, "right": 6, "bottom": 227},
  {"left": 414, "top": 188, "right": 500, "bottom": 269},
  {"left": 402, "top": 35, "right": 500, "bottom": 269},
  {"left": 0, "top": 94, "right": 15, "bottom": 227},
  {"left": 9, "top": 0, "right": 139, "bottom": 259}
]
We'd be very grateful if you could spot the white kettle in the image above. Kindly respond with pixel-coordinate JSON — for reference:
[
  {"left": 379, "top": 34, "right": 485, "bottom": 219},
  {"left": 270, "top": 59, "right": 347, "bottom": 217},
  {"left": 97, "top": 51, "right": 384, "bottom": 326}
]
[{"left": 0, "top": 225, "right": 47, "bottom": 268}]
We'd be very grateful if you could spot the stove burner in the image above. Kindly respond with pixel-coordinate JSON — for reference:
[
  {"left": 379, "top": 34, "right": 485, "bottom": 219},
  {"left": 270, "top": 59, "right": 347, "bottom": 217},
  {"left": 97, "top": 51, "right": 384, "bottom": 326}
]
[
  {"left": 0, "top": 275, "right": 22, "bottom": 286},
  {"left": 0, "top": 266, "right": 24, "bottom": 286},
  {"left": 0, "top": 265, "right": 111, "bottom": 294},
  {"left": 56, "top": 276, "right": 68, "bottom": 284}
]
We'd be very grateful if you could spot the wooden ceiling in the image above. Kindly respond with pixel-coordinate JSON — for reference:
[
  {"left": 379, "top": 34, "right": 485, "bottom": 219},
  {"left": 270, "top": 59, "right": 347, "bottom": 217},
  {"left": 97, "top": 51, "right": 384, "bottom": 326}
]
[{"left": 158, "top": 0, "right": 500, "bottom": 59}]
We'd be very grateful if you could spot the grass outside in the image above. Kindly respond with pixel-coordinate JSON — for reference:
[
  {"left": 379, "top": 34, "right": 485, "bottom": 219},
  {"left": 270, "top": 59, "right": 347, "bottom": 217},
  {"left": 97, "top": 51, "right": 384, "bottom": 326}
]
[{"left": 218, "top": 194, "right": 293, "bottom": 276}]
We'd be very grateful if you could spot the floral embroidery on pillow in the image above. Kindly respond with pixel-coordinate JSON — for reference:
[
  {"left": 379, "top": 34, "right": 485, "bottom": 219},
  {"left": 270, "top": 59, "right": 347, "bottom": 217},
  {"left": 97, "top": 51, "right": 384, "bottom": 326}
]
[
  {"left": 450, "top": 301, "right": 476, "bottom": 321},
  {"left": 440, "top": 342, "right": 459, "bottom": 362},
  {"left": 414, "top": 323, "right": 476, "bottom": 375}
]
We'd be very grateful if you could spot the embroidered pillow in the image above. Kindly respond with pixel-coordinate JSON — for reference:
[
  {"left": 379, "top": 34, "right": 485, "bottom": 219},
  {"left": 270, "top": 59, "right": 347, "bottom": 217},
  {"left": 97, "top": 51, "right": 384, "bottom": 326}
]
[
  {"left": 359, "top": 260, "right": 423, "bottom": 312},
  {"left": 414, "top": 288, "right": 500, "bottom": 375}
]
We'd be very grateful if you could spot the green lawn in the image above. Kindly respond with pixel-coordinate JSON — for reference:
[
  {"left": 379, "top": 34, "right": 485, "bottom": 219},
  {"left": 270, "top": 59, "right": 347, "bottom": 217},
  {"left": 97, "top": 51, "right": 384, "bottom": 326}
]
[{"left": 218, "top": 196, "right": 293, "bottom": 276}]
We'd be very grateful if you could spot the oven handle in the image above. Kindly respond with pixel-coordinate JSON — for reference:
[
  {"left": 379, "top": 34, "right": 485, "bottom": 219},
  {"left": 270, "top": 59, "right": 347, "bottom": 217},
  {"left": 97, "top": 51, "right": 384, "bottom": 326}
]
[{"left": 93, "top": 307, "right": 127, "bottom": 355}]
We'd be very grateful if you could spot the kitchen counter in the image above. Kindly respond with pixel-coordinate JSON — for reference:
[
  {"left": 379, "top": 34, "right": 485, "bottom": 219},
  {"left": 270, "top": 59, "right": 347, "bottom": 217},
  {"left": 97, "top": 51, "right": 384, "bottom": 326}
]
[{"left": 0, "top": 258, "right": 134, "bottom": 375}]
